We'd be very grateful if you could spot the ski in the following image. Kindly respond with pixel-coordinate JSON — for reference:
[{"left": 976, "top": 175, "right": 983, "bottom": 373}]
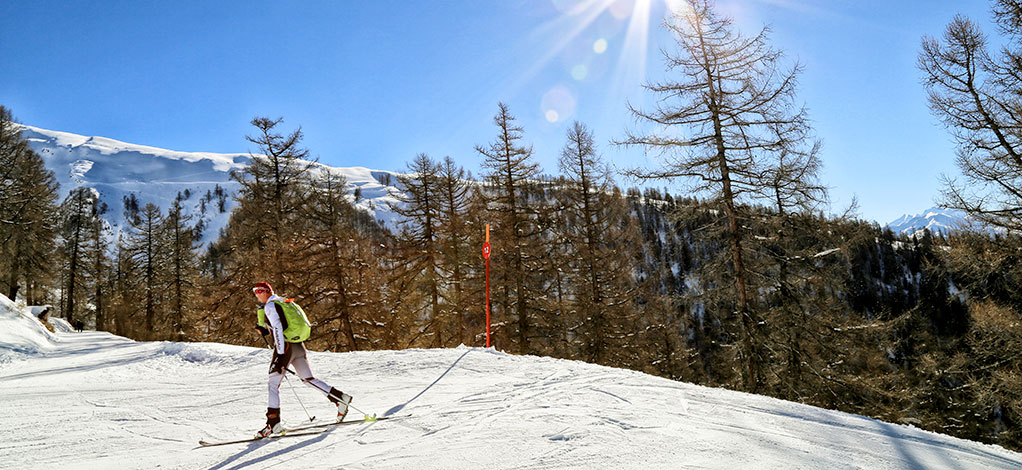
[
  {"left": 284, "top": 415, "right": 397, "bottom": 433},
  {"left": 198, "top": 429, "right": 326, "bottom": 447},
  {"left": 197, "top": 415, "right": 403, "bottom": 447}
]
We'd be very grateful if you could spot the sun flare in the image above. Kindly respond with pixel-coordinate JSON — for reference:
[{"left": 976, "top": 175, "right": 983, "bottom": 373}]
[{"left": 523, "top": 0, "right": 684, "bottom": 124}]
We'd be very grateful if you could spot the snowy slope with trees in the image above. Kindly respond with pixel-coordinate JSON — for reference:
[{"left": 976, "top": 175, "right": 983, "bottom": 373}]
[
  {"left": 19, "top": 125, "right": 404, "bottom": 246},
  {"left": 1, "top": 294, "right": 1019, "bottom": 470}
]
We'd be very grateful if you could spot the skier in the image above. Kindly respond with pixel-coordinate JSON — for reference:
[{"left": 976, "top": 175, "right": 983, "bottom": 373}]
[{"left": 251, "top": 281, "right": 353, "bottom": 438}]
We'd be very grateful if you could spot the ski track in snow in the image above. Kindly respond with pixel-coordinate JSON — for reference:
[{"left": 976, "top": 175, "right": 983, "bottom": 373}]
[{"left": 2, "top": 329, "right": 1022, "bottom": 469}]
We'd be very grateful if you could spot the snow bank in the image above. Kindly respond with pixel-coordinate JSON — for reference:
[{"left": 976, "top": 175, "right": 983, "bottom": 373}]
[
  {"left": 0, "top": 294, "right": 58, "bottom": 365},
  {"left": 48, "top": 316, "right": 74, "bottom": 333}
]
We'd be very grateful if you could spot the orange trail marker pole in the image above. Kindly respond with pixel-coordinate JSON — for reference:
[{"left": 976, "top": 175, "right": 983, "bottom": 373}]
[{"left": 483, "top": 224, "right": 491, "bottom": 348}]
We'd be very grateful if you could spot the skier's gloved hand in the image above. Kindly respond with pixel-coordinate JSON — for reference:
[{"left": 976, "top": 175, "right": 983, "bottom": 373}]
[
  {"left": 270, "top": 351, "right": 287, "bottom": 375},
  {"left": 255, "top": 325, "right": 269, "bottom": 336}
]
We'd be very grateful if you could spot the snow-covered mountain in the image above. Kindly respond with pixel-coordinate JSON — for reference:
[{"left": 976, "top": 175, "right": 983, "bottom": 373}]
[
  {"left": 1, "top": 293, "right": 1019, "bottom": 469},
  {"left": 19, "top": 125, "right": 404, "bottom": 246},
  {"left": 886, "top": 206, "right": 976, "bottom": 238}
]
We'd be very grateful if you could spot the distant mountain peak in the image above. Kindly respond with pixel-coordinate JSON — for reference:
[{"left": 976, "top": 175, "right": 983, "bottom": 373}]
[{"left": 886, "top": 206, "right": 976, "bottom": 238}]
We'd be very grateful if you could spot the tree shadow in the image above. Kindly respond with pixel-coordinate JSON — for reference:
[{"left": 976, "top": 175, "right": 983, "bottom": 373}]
[
  {"left": 872, "top": 420, "right": 1011, "bottom": 470},
  {"left": 384, "top": 349, "right": 472, "bottom": 416},
  {"left": 745, "top": 404, "right": 1019, "bottom": 469},
  {"left": 2, "top": 352, "right": 151, "bottom": 381}
]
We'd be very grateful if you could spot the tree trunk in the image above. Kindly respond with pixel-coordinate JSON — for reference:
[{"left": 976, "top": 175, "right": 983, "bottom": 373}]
[
  {"left": 66, "top": 202, "right": 82, "bottom": 321},
  {"left": 7, "top": 254, "right": 21, "bottom": 301},
  {"left": 710, "top": 86, "right": 759, "bottom": 391},
  {"left": 336, "top": 241, "right": 358, "bottom": 351}
]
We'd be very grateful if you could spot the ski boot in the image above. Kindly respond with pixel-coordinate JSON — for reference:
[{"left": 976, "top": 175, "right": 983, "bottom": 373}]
[
  {"left": 328, "top": 388, "right": 353, "bottom": 422},
  {"left": 255, "top": 407, "right": 283, "bottom": 439}
]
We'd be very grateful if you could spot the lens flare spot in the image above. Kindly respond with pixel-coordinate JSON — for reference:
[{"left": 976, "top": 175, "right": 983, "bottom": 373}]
[
  {"left": 541, "top": 86, "right": 576, "bottom": 123},
  {"left": 551, "top": 0, "right": 590, "bottom": 15},
  {"left": 571, "top": 64, "right": 588, "bottom": 80},
  {"left": 593, "top": 38, "right": 608, "bottom": 54},
  {"left": 609, "top": 0, "right": 635, "bottom": 19}
]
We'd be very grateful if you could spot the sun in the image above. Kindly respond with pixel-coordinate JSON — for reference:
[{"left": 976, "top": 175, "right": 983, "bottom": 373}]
[{"left": 528, "top": 0, "right": 679, "bottom": 123}]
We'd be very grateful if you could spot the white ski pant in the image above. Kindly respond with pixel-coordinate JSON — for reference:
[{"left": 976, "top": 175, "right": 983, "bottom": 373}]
[{"left": 268, "top": 342, "right": 335, "bottom": 409}]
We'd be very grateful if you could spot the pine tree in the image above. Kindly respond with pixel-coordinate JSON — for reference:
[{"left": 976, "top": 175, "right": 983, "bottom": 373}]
[
  {"left": 919, "top": 1, "right": 1022, "bottom": 447},
  {"left": 391, "top": 154, "right": 444, "bottom": 346},
  {"left": 86, "top": 199, "right": 110, "bottom": 331},
  {"left": 231, "top": 116, "right": 316, "bottom": 282},
  {"left": 753, "top": 119, "right": 831, "bottom": 398},
  {"left": 435, "top": 157, "right": 474, "bottom": 346},
  {"left": 110, "top": 233, "right": 141, "bottom": 338},
  {"left": 299, "top": 169, "right": 390, "bottom": 351},
  {"left": 476, "top": 102, "right": 544, "bottom": 354},
  {"left": 0, "top": 106, "right": 60, "bottom": 302},
  {"left": 557, "top": 122, "right": 640, "bottom": 366},
  {"left": 163, "top": 196, "right": 199, "bottom": 341},
  {"left": 920, "top": 1, "right": 1022, "bottom": 231},
  {"left": 58, "top": 188, "right": 103, "bottom": 323},
  {"left": 528, "top": 176, "right": 572, "bottom": 357},
  {"left": 126, "top": 202, "right": 165, "bottom": 340},
  {"left": 204, "top": 116, "right": 318, "bottom": 346},
  {"left": 619, "top": 0, "right": 816, "bottom": 391}
]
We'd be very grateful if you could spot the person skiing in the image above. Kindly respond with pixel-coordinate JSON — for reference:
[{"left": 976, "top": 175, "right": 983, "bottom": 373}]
[{"left": 251, "top": 281, "right": 353, "bottom": 438}]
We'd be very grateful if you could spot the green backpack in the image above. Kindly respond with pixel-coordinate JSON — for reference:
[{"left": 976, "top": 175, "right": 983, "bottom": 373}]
[{"left": 257, "top": 298, "right": 312, "bottom": 343}]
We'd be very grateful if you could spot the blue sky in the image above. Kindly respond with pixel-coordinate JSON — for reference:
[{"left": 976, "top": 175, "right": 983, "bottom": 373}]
[{"left": 0, "top": 0, "right": 998, "bottom": 224}]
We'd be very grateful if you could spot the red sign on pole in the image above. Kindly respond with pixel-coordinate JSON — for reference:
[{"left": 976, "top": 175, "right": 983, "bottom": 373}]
[{"left": 482, "top": 242, "right": 491, "bottom": 259}]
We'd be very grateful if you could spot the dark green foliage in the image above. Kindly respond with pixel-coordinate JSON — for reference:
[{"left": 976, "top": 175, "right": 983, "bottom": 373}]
[{"left": 0, "top": 106, "right": 60, "bottom": 304}]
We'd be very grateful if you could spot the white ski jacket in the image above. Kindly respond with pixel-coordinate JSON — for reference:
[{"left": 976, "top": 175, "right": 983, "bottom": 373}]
[{"left": 262, "top": 294, "right": 288, "bottom": 354}]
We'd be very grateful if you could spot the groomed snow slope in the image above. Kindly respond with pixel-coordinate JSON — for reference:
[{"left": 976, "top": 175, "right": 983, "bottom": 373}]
[{"left": 1, "top": 300, "right": 1020, "bottom": 469}]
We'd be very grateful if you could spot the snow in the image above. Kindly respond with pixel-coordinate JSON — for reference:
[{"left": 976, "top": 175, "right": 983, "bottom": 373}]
[
  {"left": 2, "top": 295, "right": 1021, "bottom": 469},
  {"left": 18, "top": 125, "right": 407, "bottom": 247},
  {"left": 886, "top": 206, "right": 990, "bottom": 238},
  {"left": 21, "top": 126, "right": 247, "bottom": 173},
  {"left": 813, "top": 248, "right": 841, "bottom": 258},
  {"left": 48, "top": 316, "right": 75, "bottom": 333},
  {"left": 0, "top": 295, "right": 59, "bottom": 365}
]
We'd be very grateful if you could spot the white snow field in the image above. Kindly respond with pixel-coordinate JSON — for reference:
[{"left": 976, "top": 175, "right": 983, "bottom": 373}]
[{"left": 2, "top": 297, "right": 1020, "bottom": 469}]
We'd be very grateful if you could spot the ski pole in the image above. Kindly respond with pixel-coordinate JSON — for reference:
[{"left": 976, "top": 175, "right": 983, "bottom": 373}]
[
  {"left": 258, "top": 335, "right": 374, "bottom": 421},
  {"left": 260, "top": 334, "right": 315, "bottom": 423},
  {"left": 283, "top": 372, "right": 315, "bottom": 422},
  {"left": 278, "top": 365, "right": 377, "bottom": 421}
]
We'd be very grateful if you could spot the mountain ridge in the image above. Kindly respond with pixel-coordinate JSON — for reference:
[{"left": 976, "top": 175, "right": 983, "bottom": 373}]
[
  {"left": 19, "top": 124, "right": 405, "bottom": 246},
  {"left": 885, "top": 206, "right": 982, "bottom": 238},
  {"left": 21, "top": 124, "right": 986, "bottom": 245}
]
